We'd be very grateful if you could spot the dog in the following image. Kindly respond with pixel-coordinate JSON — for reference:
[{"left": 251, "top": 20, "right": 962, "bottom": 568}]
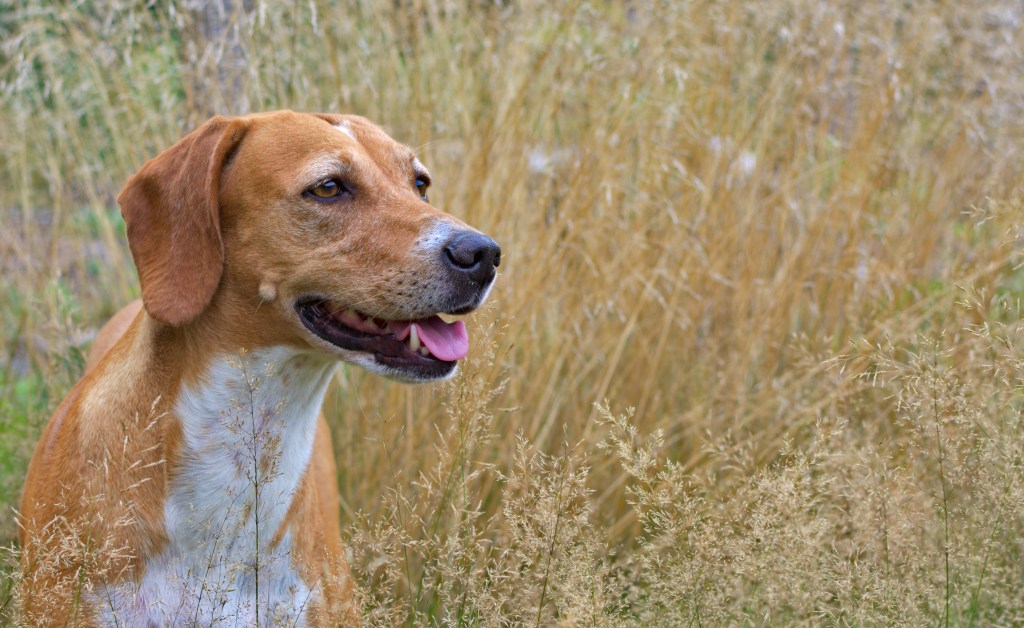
[{"left": 18, "top": 111, "right": 500, "bottom": 625}]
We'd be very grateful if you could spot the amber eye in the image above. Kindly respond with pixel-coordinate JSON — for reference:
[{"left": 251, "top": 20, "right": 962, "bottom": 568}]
[
  {"left": 415, "top": 176, "right": 429, "bottom": 201},
  {"left": 307, "top": 179, "right": 346, "bottom": 200}
]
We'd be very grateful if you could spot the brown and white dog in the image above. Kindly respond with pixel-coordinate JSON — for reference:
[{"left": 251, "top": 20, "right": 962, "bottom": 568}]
[{"left": 18, "top": 111, "right": 500, "bottom": 625}]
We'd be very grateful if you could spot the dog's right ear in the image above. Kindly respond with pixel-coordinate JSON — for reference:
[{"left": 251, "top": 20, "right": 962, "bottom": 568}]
[{"left": 118, "top": 116, "right": 248, "bottom": 327}]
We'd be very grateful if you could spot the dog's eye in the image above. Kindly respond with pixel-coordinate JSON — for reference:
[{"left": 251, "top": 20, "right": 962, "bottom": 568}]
[
  {"left": 415, "top": 177, "right": 429, "bottom": 201},
  {"left": 307, "top": 179, "right": 347, "bottom": 200}
]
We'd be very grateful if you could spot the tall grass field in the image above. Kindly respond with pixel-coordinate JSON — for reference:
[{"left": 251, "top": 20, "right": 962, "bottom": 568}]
[{"left": 2, "top": 0, "right": 1024, "bottom": 624}]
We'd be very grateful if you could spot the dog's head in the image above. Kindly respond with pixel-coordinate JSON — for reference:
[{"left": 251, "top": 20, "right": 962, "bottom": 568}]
[{"left": 117, "top": 111, "right": 499, "bottom": 382}]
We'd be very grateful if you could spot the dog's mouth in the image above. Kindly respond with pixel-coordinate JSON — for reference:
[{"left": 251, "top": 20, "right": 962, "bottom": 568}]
[{"left": 296, "top": 298, "right": 468, "bottom": 379}]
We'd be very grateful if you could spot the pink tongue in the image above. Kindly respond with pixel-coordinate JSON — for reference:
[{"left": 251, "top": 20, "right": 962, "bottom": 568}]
[{"left": 414, "top": 317, "right": 469, "bottom": 361}]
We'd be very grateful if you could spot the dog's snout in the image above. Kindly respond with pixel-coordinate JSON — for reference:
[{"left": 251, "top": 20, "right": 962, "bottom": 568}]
[{"left": 443, "top": 231, "right": 501, "bottom": 282}]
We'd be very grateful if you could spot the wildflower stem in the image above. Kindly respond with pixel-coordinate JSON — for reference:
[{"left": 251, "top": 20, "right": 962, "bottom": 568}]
[
  {"left": 931, "top": 352, "right": 950, "bottom": 628},
  {"left": 536, "top": 450, "right": 568, "bottom": 628}
]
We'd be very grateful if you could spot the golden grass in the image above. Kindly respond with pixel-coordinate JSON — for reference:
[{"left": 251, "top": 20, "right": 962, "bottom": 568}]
[{"left": 2, "top": 0, "right": 1024, "bottom": 623}]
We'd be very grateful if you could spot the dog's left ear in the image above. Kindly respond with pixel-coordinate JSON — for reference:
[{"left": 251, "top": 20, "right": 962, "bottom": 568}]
[{"left": 118, "top": 116, "right": 249, "bottom": 327}]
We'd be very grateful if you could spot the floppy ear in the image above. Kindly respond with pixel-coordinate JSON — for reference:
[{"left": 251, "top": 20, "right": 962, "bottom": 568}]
[{"left": 117, "top": 116, "right": 248, "bottom": 327}]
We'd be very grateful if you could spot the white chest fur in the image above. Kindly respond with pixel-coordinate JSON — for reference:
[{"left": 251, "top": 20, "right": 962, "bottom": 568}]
[{"left": 97, "top": 347, "right": 337, "bottom": 626}]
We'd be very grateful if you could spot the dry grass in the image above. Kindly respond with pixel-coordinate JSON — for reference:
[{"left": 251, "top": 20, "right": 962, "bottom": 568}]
[{"left": 2, "top": 0, "right": 1024, "bottom": 624}]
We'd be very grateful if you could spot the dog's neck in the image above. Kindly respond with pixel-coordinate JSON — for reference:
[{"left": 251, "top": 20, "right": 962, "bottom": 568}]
[
  {"left": 94, "top": 341, "right": 339, "bottom": 621},
  {"left": 136, "top": 293, "right": 338, "bottom": 515},
  {"left": 168, "top": 346, "right": 336, "bottom": 547}
]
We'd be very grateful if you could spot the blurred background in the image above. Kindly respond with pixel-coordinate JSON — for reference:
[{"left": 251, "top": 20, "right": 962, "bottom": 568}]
[{"left": 2, "top": 0, "right": 1023, "bottom": 623}]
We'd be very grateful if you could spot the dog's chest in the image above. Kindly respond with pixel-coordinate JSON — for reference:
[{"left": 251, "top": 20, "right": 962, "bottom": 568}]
[{"left": 98, "top": 347, "right": 336, "bottom": 626}]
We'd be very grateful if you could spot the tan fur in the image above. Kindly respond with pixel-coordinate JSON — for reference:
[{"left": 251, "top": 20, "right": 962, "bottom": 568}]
[
  {"left": 20, "top": 111, "right": 487, "bottom": 625},
  {"left": 85, "top": 299, "right": 143, "bottom": 371}
]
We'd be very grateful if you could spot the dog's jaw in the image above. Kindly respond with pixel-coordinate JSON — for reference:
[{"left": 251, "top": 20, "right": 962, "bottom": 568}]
[{"left": 293, "top": 298, "right": 474, "bottom": 382}]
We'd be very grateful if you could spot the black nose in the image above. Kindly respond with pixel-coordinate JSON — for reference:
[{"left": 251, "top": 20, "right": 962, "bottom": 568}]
[{"left": 443, "top": 231, "right": 501, "bottom": 283}]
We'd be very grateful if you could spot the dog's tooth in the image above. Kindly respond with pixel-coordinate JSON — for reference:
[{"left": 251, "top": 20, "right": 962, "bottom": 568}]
[
  {"left": 419, "top": 346, "right": 430, "bottom": 356},
  {"left": 343, "top": 308, "right": 359, "bottom": 320},
  {"left": 409, "top": 324, "right": 421, "bottom": 351},
  {"left": 437, "top": 313, "right": 463, "bottom": 324},
  {"left": 363, "top": 315, "right": 382, "bottom": 331}
]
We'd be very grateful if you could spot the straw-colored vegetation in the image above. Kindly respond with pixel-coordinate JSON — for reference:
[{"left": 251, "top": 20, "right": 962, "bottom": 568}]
[{"left": 2, "top": 0, "right": 1024, "bottom": 624}]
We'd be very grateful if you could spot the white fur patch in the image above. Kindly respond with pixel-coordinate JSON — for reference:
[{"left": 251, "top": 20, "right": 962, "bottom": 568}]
[
  {"left": 333, "top": 122, "right": 356, "bottom": 141},
  {"left": 95, "top": 347, "right": 336, "bottom": 626},
  {"left": 417, "top": 220, "right": 456, "bottom": 258}
]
